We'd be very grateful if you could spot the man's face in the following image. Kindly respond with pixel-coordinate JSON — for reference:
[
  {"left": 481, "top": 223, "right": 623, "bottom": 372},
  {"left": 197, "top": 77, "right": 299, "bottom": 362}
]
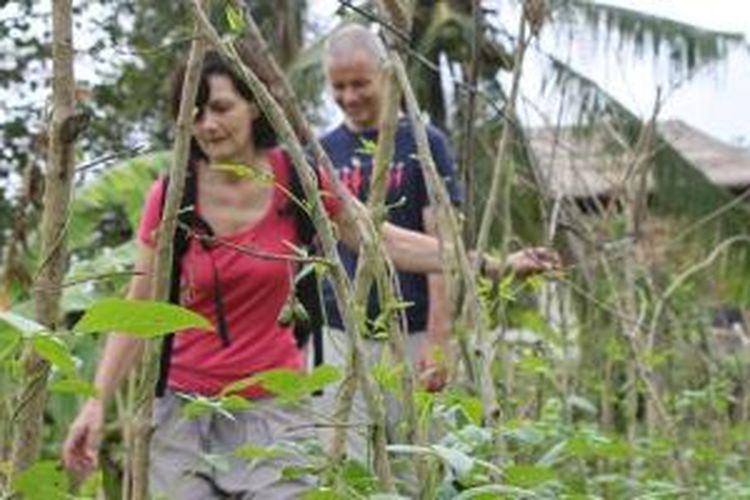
[{"left": 326, "top": 49, "right": 382, "bottom": 131}]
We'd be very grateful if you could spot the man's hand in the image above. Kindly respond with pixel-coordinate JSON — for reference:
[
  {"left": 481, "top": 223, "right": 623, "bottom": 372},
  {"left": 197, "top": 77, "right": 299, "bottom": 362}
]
[
  {"left": 417, "top": 335, "right": 450, "bottom": 392},
  {"left": 484, "top": 247, "right": 561, "bottom": 280}
]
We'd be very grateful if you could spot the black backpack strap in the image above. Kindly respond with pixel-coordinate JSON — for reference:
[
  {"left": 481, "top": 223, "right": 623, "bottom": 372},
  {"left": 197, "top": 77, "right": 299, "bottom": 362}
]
[
  {"left": 155, "top": 166, "right": 198, "bottom": 397},
  {"left": 284, "top": 150, "right": 324, "bottom": 368}
]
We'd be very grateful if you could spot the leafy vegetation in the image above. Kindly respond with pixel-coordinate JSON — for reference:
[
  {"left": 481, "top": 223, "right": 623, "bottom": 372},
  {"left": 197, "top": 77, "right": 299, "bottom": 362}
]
[{"left": 1, "top": 0, "right": 749, "bottom": 498}]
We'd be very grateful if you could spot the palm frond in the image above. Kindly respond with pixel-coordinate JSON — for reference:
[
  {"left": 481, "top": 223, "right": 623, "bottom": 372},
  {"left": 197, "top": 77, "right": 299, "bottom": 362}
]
[{"left": 557, "top": 0, "right": 744, "bottom": 74}]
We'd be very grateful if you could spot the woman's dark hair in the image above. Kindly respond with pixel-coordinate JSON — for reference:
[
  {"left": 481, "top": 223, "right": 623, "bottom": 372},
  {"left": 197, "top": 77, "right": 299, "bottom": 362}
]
[{"left": 170, "top": 42, "right": 277, "bottom": 160}]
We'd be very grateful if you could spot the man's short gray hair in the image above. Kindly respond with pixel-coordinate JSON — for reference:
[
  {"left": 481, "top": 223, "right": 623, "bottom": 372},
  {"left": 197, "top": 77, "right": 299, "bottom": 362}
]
[{"left": 324, "top": 23, "right": 386, "bottom": 66}]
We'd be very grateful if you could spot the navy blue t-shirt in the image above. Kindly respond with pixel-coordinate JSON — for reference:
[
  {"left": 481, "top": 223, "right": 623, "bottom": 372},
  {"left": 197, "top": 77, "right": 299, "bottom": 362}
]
[{"left": 320, "top": 119, "right": 463, "bottom": 333}]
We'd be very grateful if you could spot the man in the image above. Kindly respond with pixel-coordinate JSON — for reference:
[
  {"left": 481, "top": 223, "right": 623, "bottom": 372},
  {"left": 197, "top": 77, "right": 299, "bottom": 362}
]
[{"left": 317, "top": 23, "right": 463, "bottom": 459}]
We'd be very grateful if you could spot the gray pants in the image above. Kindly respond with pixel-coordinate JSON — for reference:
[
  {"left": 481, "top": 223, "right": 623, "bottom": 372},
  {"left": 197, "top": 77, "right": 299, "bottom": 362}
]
[
  {"left": 149, "top": 391, "right": 316, "bottom": 499},
  {"left": 314, "top": 328, "right": 425, "bottom": 463}
]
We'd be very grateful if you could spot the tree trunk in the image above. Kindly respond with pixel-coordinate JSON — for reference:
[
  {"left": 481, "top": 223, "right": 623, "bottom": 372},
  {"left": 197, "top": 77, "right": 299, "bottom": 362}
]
[{"left": 11, "top": 0, "right": 79, "bottom": 474}]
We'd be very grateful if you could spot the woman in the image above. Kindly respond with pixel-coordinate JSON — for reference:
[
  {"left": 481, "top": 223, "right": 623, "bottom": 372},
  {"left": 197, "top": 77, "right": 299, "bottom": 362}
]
[{"left": 62, "top": 46, "right": 557, "bottom": 498}]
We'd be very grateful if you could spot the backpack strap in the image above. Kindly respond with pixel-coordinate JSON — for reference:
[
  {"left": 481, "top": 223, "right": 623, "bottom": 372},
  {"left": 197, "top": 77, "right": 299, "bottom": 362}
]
[
  {"left": 155, "top": 165, "right": 200, "bottom": 397},
  {"left": 282, "top": 150, "right": 324, "bottom": 368}
]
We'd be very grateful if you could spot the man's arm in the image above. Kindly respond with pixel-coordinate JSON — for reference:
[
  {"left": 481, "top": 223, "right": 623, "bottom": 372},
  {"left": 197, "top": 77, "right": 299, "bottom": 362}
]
[{"left": 420, "top": 207, "right": 451, "bottom": 391}]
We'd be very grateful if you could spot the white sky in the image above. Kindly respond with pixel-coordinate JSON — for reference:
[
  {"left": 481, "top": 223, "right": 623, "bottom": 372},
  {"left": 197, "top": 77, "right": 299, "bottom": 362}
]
[
  {"left": 516, "top": 0, "right": 750, "bottom": 146},
  {"left": 596, "top": 0, "right": 750, "bottom": 38}
]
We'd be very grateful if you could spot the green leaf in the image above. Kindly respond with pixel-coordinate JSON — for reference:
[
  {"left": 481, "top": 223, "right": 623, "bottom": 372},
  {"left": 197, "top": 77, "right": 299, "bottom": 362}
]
[
  {"left": 220, "top": 395, "right": 253, "bottom": 412},
  {"left": 301, "top": 488, "right": 342, "bottom": 500},
  {"left": 225, "top": 5, "right": 247, "bottom": 35},
  {"left": 432, "top": 444, "right": 475, "bottom": 477},
  {"left": 536, "top": 439, "right": 568, "bottom": 467},
  {"left": 224, "top": 367, "right": 340, "bottom": 402},
  {"left": 0, "top": 310, "right": 46, "bottom": 337},
  {"left": 253, "top": 370, "right": 312, "bottom": 402},
  {"left": 511, "top": 309, "right": 559, "bottom": 345},
  {"left": 12, "top": 460, "right": 69, "bottom": 500},
  {"left": 0, "top": 327, "right": 22, "bottom": 363},
  {"left": 517, "top": 354, "right": 550, "bottom": 376},
  {"left": 234, "top": 445, "right": 284, "bottom": 460},
  {"left": 454, "top": 484, "right": 535, "bottom": 499},
  {"left": 504, "top": 464, "right": 556, "bottom": 488},
  {"left": 339, "top": 459, "right": 379, "bottom": 494},
  {"left": 201, "top": 453, "right": 231, "bottom": 472},
  {"left": 180, "top": 396, "right": 232, "bottom": 420},
  {"left": 294, "top": 263, "right": 317, "bottom": 284},
  {"left": 50, "top": 378, "right": 99, "bottom": 398},
  {"left": 356, "top": 138, "right": 377, "bottom": 156},
  {"left": 32, "top": 336, "right": 76, "bottom": 375},
  {"left": 567, "top": 394, "right": 598, "bottom": 416},
  {"left": 306, "top": 364, "right": 341, "bottom": 392},
  {"left": 281, "top": 465, "right": 313, "bottom": 480},
  {"left": 74, "top": 298, "right": 212, "bottom": 337}
]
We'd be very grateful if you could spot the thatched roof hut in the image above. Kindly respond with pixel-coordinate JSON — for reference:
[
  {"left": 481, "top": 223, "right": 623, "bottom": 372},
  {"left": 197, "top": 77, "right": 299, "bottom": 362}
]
[{"left": 526, "top": 120, "right": 750, "bottom": 199}]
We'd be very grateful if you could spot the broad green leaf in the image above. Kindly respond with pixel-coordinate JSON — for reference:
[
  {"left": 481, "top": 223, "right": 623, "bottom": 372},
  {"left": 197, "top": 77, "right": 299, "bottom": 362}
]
[
  {"left": 12, "top": 460, "right": 69, "bottom": 500},
  {"left": 220, "top": 395, "right": 253, "bottom": 412},
  {"left": 0, "top": 327, "right": 22, "bottom": 363},
  {"left": 504, "top": 464, "right": 556, "bottom": 488},
  {"left": 294, "top": 262, "right": 317, "bottom": 284},
  {"left": 234, "top": 445, "right": 284, "bottom": 460},
  {"left": 371, "top": 359, "right": 401, "bottom": 394},
  {"left": 281, "top": 465, "right": 314, "bottom": 480},
  {"left": 50, "top": 378, "right": 99, "bottom": 398},
  {"left": 498, "top": 272, "right": 516, "bottom": 300},
  {"left": 0, "top": 310, "right": 46, "bottom": 337},
  {"left": 457, "top": 395, "right": 483, "bottom": 427},
  {"left": 306, "top": 364, "right": 341, "bottom": 392},
  {"left": 223, "top": 367, "right": 340, "bottom": 402},
  {"left": 220, "top": 376, "right": 258, "bottom": 397},
  {"left": 454, "top": 484, "right": 535, "bottom": 500},
  {"left": 32, "top": 336, "right": 76, "bottom": 375},
  {"left": 511, "top": 309, "right": 560, "bottom": 345},
  {"left": 517, "top": 354, "right": 550, "bottom": 376},
  {"left": 253, "top": 370, "right": 308, "bottom": 402},
  {"left": 180, "top": 396, "right": 233, "bottom": 420},
  {"left": 74, "top": 298, "right": 212, "bottom": 337},
  {"left": 340, "top": 459, "right": 379, "bottom": 494},
  {"left": 224, "top": 5, "right": 246, "bottom": 35},
  {"left": 79, "top": 470, "right": 104, "bottom": 498},
  {"left": 356, "top": 138, "right": 377, "bottom": 156},
  {"left": 432, "top": 444, "right": 475, "bottom": 477},
  {"left": 536, "top": 439, "right": 568, "bottom": 467},
  {"left": 301, "top": 488, "right": 341, "bottom": 500},
  {"left": 200, "top": 453, "right": 230, "bottom": 472},
  {"left": 567, "top": 394, "right": 598, "bottom": 416},
  {"left": 387, "top": 444, "right": 432, "bottom": 456}
]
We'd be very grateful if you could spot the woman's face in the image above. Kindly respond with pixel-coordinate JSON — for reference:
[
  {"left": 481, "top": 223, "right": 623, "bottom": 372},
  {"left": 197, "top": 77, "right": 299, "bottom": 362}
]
[{"left": 193, "top": 74, "right": 258, "bottom": 165}]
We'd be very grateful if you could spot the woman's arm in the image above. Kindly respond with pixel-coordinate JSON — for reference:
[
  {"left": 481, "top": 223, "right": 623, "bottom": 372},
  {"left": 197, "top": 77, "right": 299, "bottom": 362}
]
[
  {"left": 90, "top": 241, "right": 155, "bottom": 404},
  {"left": 64, "top": 241, "right": 155, "bottom": 475}
]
